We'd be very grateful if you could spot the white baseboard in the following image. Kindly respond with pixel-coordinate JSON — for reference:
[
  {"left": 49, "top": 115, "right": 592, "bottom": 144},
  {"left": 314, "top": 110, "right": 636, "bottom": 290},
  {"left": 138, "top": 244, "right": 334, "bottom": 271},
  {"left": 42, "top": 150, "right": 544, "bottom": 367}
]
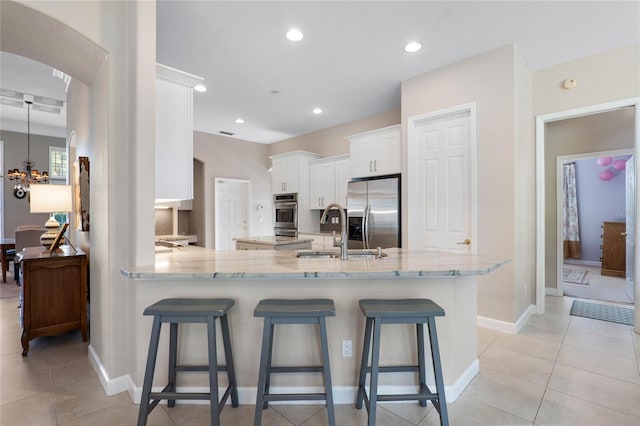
[
  {"left": 88, "top": 345, "right": 131, "bottom": 396},
  {"left": 545, "top": 287, "right": 562, "bottom": 296},
  {"left": 564, "top": 259, "right": 601, "bottom": 268},
  {"left": 90, "top": 344, "right": 477, "bottom": 405},
  {"left": 477, "top": 305, "right": 535, "bottom": 334}
]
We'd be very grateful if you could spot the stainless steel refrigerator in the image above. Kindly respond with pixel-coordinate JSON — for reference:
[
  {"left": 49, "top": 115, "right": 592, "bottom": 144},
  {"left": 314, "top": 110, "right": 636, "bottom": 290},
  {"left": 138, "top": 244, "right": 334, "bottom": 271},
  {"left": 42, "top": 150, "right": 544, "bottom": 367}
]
[{"left": 347, "top": 175, "right": 400, "bottom": 249}]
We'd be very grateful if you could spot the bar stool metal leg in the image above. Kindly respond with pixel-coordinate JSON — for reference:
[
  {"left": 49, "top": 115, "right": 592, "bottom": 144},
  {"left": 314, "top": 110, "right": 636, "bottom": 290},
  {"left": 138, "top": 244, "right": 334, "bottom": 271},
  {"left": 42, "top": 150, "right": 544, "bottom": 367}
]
[
  {"left": 220, "top": 314, "right": 239, "bottom": 407},
  {"left": 319, "top": 317, "right": 336, "bottom": 425},
  {"left": 168, "top": 322, "right": 178, "bottom": 408},
  {"left": 417, "top": 323, "right": 427, "bottom": 407},
  {"left": 367, "top": 318, "right": 383, "bottom": 426},
  {"left": 254, "top": 317, "right": 272, "bottom": 426},
  {"left": 428, "top": 317, "right": 448, "bottom": 426},
  {"left": 206, "top": 316, "right": 221, "bottom": 426},
  {"left": 356, "top": 317, "right": 373, "bottom": 410},
  {"left": 138, "top": 316, "right": 162, "bottom": 426}
]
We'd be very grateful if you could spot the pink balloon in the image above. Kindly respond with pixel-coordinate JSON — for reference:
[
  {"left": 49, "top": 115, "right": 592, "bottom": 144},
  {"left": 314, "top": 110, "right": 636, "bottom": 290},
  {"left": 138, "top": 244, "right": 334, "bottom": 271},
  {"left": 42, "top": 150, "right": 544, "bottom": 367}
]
[
  {"left": 599, "top": 170, "right": 614, "bottom": 181},
  {"left": 613, "top": 159, "right": 626, "bottom": 170},
  {"left": 597, "top": 156, "right": 612, "bottom": 166}
]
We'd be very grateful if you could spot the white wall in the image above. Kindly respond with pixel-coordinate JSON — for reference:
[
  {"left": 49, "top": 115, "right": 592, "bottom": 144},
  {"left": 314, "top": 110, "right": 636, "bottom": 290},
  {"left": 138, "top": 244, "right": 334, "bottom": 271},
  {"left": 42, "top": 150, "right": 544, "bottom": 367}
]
[
  {"left": 402, "top": 44, "right": 526, "bottom": 324},
  {"left": 193, "top": 132, "right": 272, "bottom": 248},
  {"left": 3, "top": 0, "right": 157, "bottom": 387}
]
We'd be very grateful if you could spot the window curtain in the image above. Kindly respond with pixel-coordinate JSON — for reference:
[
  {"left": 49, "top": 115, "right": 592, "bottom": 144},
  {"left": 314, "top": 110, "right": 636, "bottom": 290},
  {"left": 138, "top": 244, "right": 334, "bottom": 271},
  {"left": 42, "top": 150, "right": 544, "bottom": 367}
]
[{"left": 562, "top": 162, "right": 581, "bottom": 258}]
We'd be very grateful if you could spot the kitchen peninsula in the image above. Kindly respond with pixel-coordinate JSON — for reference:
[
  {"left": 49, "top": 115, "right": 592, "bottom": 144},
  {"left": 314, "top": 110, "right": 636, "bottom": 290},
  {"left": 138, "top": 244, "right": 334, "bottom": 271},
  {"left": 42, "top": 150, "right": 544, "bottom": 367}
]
[
  {"left": 122, "top": 246, "right": 508, "bottom": 404},
  {"left": 234, "top": 235, "right": 313, "bottom": 250}
]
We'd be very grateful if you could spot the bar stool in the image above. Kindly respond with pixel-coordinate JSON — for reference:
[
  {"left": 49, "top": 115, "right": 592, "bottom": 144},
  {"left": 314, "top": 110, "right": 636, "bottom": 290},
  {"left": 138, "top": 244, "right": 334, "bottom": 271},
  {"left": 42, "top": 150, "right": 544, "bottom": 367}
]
[
  {"left": 356, "top": 299, "right": 448, "bottom": 426},
  {"left": 253, "top": 299, "right": 336, "bottom": 426},
  {"left": 137, "top": 298, "right": 239, "bottom": 426}
]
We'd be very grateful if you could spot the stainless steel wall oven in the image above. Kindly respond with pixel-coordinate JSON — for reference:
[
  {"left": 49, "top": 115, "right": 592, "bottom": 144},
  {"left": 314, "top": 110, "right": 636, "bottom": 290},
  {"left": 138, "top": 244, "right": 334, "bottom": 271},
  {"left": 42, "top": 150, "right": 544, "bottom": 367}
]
[{"left": 274, "top": 193, "right": 298, "bottom": 237}]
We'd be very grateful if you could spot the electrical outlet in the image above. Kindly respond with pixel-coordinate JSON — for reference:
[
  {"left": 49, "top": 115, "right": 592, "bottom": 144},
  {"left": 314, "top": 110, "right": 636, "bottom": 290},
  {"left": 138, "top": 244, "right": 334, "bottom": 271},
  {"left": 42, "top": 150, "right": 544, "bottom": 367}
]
[{"left": 341, "top": 340, "right": 352, "bottom": 358}]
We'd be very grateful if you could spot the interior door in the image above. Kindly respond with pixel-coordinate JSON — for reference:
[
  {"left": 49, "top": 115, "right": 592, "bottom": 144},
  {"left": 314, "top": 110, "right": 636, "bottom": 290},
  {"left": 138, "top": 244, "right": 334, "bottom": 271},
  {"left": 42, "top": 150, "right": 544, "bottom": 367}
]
[
  {"left": 410, "top": 110, "right": 472, "bottom": 252},
  {"left": 215, "top": 179, "right": 250, "bottom": 250},
  {"left": 625, "top": 155, "right": 635, "bottom": 301}
]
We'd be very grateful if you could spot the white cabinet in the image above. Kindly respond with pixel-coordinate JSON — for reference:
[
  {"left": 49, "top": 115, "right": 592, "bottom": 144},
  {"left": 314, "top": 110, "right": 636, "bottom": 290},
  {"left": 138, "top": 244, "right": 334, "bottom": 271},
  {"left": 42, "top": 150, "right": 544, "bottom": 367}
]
[
  {"left": 309, "top": 161, "right": 335, "bottom": 209},
  {"left": 308, "top": 155, "right": 350, "bottom": 209},
  {"left": 347, "top": 124, "right": 401, "bottom": 178},
  {"left": 271, "top": 151, "right": 321, "bottom": 195},
  {"left": 334, "top": 158, "right": 350, "bottom": 206},
  {"left": 155, "top": 64, "right": 203, "bottom": 202}
]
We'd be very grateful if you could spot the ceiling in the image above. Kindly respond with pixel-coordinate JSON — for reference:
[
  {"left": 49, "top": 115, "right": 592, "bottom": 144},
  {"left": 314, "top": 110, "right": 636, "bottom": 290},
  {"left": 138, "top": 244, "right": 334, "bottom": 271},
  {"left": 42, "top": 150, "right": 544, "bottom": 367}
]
[{"left": 2, "top": 1, "right": 639, "bottom": 143}]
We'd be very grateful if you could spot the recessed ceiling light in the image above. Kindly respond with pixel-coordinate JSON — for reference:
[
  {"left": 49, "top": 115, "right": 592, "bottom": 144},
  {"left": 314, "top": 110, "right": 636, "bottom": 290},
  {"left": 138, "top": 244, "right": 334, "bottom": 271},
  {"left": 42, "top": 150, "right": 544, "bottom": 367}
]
[
  {"left": 235, "top": 118, "right": 245, "bottom": 124},
  {"left": 404, "top": 41, "right": 422, "bottom": 53},
  {"left": 313, "top": 107, "right": 323, "bottom": 114},
  {"left": 286, "top": 29, "right": 304, "bottom": 42},
  {"left": 194, "top": 84, "right": 207, "bottom": 92}
]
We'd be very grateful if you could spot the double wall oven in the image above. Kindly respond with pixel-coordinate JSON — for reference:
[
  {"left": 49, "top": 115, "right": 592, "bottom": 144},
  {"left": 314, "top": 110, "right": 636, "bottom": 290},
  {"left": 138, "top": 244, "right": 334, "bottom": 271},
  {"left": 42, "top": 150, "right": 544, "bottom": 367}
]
[{"left": 274, "top": 193, "right": 298, "bottom": 237}]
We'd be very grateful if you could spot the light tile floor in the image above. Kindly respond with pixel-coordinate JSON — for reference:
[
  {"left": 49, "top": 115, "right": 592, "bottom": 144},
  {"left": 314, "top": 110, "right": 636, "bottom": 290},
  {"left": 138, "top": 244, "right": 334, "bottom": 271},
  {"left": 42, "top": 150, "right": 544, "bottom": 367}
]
[{"left": 1, "top": 293, "right": 639, "bottom": 425}]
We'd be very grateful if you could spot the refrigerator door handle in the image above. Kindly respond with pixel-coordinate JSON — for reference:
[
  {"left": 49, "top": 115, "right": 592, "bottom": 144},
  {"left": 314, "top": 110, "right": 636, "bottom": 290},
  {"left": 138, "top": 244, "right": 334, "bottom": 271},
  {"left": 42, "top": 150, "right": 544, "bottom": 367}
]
[{"left": 363, "top": 204, "right": 370, "bottom": 249}]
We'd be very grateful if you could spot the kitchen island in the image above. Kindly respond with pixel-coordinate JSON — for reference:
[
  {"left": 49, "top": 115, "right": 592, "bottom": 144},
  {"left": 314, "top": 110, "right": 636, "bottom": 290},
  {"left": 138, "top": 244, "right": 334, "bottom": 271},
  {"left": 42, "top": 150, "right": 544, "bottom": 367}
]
[
  {"left": 121, "top": 246, "right": 508, "bottom": 405},
  {"left": 233, "top": 235, "right": 313, "bottom": 250}
]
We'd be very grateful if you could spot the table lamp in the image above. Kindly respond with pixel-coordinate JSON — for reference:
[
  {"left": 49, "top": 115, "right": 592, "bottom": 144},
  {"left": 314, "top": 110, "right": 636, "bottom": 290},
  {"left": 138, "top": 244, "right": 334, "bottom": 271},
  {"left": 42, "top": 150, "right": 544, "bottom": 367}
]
[{"left": 29, "top": 185, "right": 72, "bottom": 249}]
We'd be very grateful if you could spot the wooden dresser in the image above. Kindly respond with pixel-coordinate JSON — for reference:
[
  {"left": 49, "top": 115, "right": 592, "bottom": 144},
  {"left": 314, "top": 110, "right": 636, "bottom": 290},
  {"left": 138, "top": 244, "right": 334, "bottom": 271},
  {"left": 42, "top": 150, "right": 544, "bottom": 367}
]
[
  {"left": 601, "top": 221, "right": 626, "bottom": 278},
  {"left": 18, "top": 246, "right": 88, "bottom": 355}
]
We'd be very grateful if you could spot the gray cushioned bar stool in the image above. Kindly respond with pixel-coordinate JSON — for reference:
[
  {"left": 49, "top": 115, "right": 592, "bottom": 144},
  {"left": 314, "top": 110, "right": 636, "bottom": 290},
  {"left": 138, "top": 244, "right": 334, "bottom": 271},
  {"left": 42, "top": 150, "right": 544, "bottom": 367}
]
[
  {"left": 356, "top": 299, "right": 448, "bottom": 426},
  {"left": 137, "top": 298, "right": 239, "bottom": 426},
  {"left": 253, "top": 299, "right": 336, "bottom": 426}
]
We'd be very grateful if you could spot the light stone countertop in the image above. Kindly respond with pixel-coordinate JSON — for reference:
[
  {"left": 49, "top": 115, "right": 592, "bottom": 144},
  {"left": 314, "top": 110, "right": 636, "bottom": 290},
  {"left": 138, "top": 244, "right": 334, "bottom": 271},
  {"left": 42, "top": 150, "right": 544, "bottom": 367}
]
[
  {"left": 232, "top": 236, "right": 314, "bottom": 245},
  {"left": 122, "top": 246, "right": 510, "bottom": 280}
]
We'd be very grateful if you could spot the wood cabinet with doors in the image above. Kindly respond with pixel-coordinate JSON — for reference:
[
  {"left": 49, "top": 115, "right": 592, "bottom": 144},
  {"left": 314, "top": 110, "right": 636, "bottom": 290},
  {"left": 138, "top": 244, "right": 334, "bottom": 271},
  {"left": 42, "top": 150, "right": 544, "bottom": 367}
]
[
  {"left": 18, "top": 247, "right": 88, "bottom": 355},
  {"left": 347, "top": 125, "right": 401, "bottom": 179},
  {"left": 600, "top": 221, "right": 626, "bottom": 277},
  {"left": 309, "top": 155, "right": 350, "bottom": 209},
  {"left": 155, "top": 64, "right": 203, "bottom": 202}
]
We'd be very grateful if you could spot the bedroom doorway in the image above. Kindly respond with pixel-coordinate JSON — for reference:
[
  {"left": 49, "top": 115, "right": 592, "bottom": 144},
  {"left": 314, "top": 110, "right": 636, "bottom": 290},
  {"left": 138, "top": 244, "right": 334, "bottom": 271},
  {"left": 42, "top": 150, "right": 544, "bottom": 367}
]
[
  {"left": 535, "top": 98, "right": 639, "bottom": 325},
  {"left": 556, "top": 150, "right": 634, "bottom": 304}
]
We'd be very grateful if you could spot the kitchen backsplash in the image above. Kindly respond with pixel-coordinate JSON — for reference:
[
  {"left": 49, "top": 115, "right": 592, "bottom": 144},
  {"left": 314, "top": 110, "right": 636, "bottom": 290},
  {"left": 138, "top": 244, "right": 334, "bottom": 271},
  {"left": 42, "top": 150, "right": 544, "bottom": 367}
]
[
  {"left": 155, "top": 209, "right": 173, "bottom": 235},
  {"left": 319, "top": 209, "right": 345, "bottom": 233},
  {"left": 155, "top": 207, "right": 192, "bottom": 235}
]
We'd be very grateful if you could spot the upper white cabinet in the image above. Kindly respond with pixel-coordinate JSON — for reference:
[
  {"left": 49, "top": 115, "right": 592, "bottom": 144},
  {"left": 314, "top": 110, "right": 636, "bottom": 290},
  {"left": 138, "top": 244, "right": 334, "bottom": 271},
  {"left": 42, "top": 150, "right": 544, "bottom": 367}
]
[
  {"left": 309, "top": 155, "right": 350, "bottom": 209},
  {"left": 155, "top": 64, "right": 203, "bottom": 202},
  {"left": 347, "top": 124, "right": 401, "bottom": 178},
  {"left": 271, "top": 151, "right": 321, "bottom": 195}
]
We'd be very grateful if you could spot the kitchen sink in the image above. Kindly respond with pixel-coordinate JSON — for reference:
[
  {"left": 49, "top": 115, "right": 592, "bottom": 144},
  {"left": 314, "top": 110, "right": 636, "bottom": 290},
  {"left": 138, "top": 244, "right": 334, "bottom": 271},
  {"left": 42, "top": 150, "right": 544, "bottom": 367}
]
[{"left": 296, "top": 249, "right": 384, "bottom": 259}]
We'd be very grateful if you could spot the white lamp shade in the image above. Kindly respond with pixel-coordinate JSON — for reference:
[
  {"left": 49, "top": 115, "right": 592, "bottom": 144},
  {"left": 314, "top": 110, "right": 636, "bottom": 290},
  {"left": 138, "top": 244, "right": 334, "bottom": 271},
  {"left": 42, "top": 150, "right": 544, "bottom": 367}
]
[{"left": 29, "top": 185, "right": 73, "bottom": 213}]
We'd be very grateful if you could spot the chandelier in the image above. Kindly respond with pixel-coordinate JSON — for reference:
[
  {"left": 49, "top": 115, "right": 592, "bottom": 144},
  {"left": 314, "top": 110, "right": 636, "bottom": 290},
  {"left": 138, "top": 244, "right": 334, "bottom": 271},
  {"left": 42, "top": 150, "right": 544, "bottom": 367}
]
[{"left": 6, "top": 100, "right": 49, "bottom": 199}]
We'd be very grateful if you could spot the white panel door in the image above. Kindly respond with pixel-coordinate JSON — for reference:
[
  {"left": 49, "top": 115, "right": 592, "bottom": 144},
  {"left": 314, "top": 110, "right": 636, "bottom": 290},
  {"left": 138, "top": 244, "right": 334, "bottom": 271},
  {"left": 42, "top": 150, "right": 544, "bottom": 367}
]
[
  {"left": 411, "top": 111, "right": 472, "bottom": 252},
  {"left": 215, "top": 179, "right": 249, "bottom": 250},
  {"left": 625, "top": 155, "right": 635, "bottom": 302}
]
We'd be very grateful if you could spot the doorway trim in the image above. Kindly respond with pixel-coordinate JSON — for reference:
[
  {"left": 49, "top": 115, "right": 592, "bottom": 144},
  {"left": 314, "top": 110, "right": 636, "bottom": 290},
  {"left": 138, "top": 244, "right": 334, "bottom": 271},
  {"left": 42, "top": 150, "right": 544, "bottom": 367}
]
[
  {"left": 406, "top": 102, "right": 478, "bottom": 252},
  {"left": 535, "top": 97, "right": 640, "bottom": 318},
  {"left": 214, "top": 177, "right": 252, "bottom": 250},
  {"left": 554, "top": 148, "right": 634, "bottom": 297}
]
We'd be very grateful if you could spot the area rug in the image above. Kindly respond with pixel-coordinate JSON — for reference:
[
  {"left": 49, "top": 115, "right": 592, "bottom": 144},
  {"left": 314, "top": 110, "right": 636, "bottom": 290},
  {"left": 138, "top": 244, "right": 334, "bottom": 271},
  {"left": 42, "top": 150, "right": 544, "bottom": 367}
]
[
  {"left": 563, "top": 268, "right": 590, "bottom": 285},
  {"left": 570, "top": 300, "right": 634, "bottom": 326}
]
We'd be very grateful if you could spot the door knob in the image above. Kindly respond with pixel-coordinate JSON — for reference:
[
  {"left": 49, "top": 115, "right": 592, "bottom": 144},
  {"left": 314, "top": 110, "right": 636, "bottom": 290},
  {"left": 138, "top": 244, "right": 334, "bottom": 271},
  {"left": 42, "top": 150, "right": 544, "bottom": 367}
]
[
  {"left": 457, "top": 239, "right": 471, "bottom": 245},
  {"left": 621, "top": 232, "right": 627, "bottom": 236}
]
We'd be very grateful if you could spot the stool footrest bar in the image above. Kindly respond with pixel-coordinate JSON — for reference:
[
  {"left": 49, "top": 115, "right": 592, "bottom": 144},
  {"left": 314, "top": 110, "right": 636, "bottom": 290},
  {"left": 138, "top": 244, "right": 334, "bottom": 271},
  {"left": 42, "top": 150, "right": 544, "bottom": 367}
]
[
  {"left": 269, "top": 366, "right": 324, "bottom": 373},
  {"left": 364, "top": 365, "right": 420, "bottom": 373},
  {"left": 264, "top": 393, "right": 327, "bottom": 402},
  {"left": 175, "top": 365, "right": 229, "bottom": 372},
  {"left": 149, "top": 392, "right": 212, "bottom": 401}
]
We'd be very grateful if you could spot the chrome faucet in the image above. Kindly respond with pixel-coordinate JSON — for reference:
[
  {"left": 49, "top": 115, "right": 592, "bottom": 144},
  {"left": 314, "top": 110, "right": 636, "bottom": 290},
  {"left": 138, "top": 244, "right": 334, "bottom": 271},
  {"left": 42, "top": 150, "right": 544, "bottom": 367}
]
[{"left": 320, "top": 202, "right": 348, "bottom": 260}]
